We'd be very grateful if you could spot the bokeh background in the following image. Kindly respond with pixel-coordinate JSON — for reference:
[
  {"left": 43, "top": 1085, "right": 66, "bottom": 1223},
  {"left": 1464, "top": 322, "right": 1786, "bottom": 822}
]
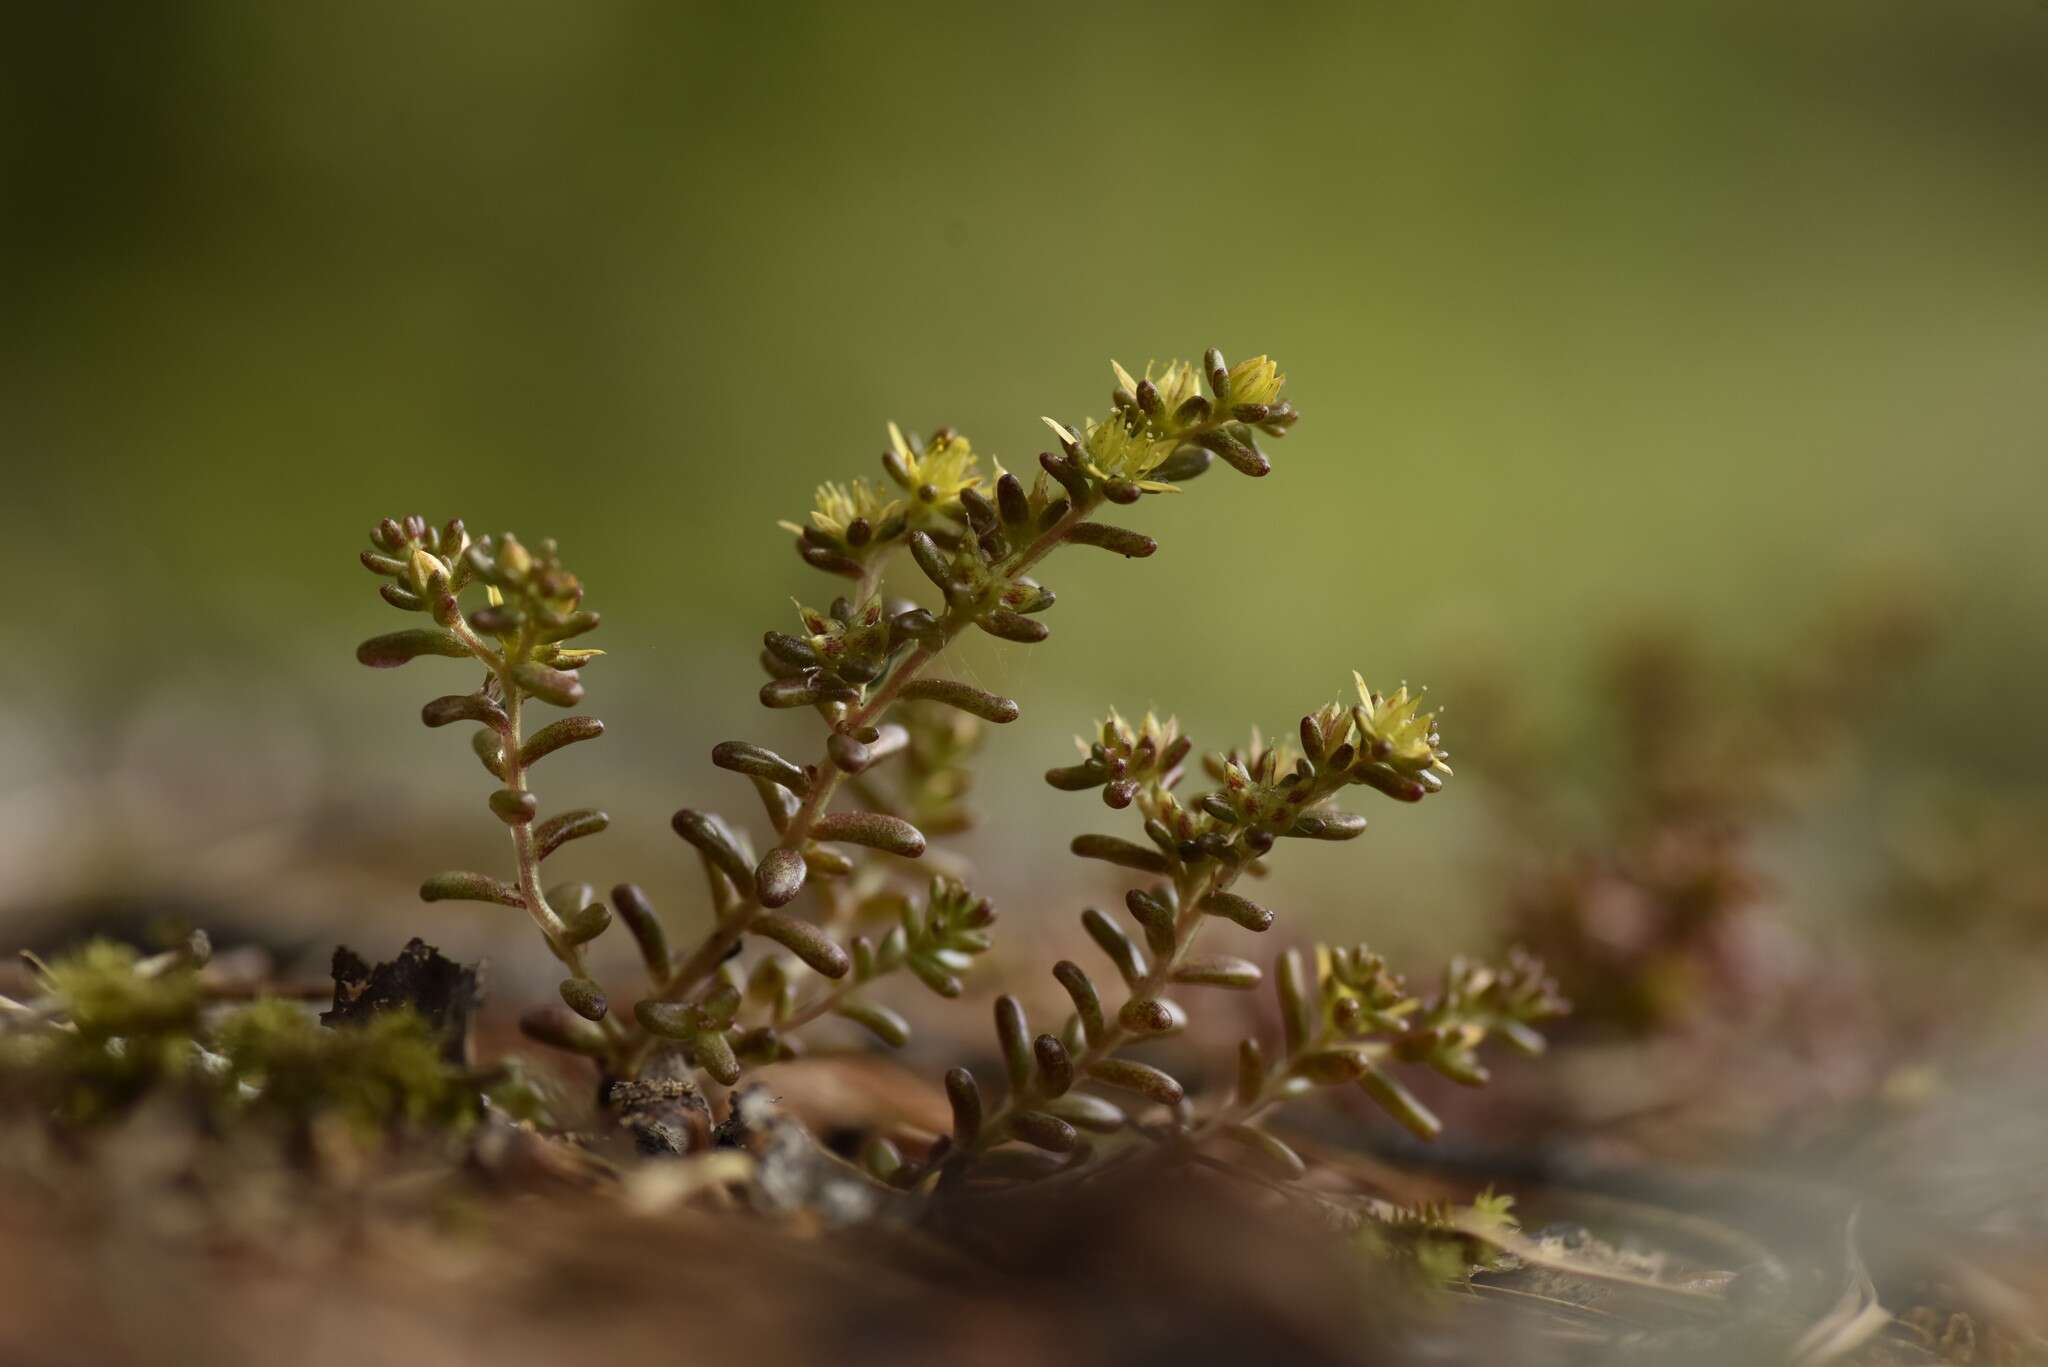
[{"left": 4, "top": 0, "right": 2044, "bottom": 994}]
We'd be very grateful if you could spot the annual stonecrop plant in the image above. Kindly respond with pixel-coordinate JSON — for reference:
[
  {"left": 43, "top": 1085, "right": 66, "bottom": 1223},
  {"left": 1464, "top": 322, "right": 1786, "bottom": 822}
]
[{"left": 354, "top": 347, "right": 1565, "bottom": 1187}]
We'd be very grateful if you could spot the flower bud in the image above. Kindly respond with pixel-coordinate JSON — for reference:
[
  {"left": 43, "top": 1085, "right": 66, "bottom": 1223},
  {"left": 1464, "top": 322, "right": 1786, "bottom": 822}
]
[
  {"left": 1204, "top": 347, "right": 1230, "bottom": 401},
  {"left": 407, "top": 546, "right": 450, "bottom": 594},
  {"left": 996, "top": 472, "right": 1031, "bottom": 526}
]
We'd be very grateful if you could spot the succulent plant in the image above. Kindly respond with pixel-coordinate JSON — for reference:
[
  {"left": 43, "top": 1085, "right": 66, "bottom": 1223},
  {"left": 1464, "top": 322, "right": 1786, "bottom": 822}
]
[{"left": 352, "top": 347, "right": 1565, "bottom": 1187}]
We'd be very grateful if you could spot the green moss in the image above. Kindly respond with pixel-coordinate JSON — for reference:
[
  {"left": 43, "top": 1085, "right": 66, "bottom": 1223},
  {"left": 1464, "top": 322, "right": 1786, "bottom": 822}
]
[
  {"left": 213, "top": 1000, "right": 476, "bottom": 1136},
  {"left": 42, "top": 939, "right": 202, "bottom": 1040},
  {"left": 4, "top": 941, "right": 482, "bottom": 1138}
]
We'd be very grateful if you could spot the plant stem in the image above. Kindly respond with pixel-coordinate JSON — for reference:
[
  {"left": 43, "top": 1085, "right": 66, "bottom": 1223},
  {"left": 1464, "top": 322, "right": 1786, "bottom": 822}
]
[
  {"left": 498, "top": 688, "right": 565, "bottom": 944},
  {"left": 654, "top": 494, "right": 1100, "bottom": 1017},
  {"left": 1192, "top": 1030, "right": 1387, "bottom": 1142},
  {"left": 772, "top": 975, "right": 867, "bottom": 1034},
  {"left": 446, "top": 612, "right": 625, "bottom": 1050}
]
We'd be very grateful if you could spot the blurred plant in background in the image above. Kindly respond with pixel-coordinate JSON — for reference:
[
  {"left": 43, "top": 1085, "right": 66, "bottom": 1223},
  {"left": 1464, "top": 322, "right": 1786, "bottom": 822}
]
[{"left": 1456, "top": 579, "right": 1938, "bottom": 1034}]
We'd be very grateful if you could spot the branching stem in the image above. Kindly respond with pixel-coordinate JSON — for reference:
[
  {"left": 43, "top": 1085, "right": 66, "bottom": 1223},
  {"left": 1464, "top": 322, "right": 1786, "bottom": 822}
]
[
  {"left": 653, "top": 494, "right": 1099, "bottom": 1018},
  {"left": 958, "top": 857, "right": 1234, "bottom": 1163}
]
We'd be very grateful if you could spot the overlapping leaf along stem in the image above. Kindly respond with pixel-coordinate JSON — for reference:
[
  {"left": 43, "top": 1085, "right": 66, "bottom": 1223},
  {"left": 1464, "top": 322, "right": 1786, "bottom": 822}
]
[
  {"left": 438, "top": 582, "right": 629, "bottom": 1051},
  {"left": 358, "top": 351, "right": 1301, "bottom": 1089},
  {"left": 895, "top": 667, "right": 1562, "bottom": 1188},
  {"left": 649, "top": 493, "right": 1094, "bottom": 1017},
  {"left": 613, "top": 490, "right": 1102, "bottom": 1078},
  {"left": 633, "top": 355, "right": 1293, "bottom": 1081},
  {"left": 357, "top": 521, "right": 627, "bottom": 1069},
  {"left": 649, "top": 353, "right": 1292, "bottom": 1057},
  {"left": 959, "top": 857, "right": 1230, "bottom": 1167},
  {"left": 933, "top": 748, "right": 1364, "bottom": 1176}
]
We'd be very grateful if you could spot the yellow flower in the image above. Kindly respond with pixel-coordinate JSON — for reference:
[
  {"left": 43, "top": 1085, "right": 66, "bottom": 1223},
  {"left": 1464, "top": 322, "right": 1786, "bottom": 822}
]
[
  {"left": 884, "top": 422, "right": 983, "bottom": 506},
  {"left": 1143, "top": 358, "right": 1202, "bottom": 418},
  {"left": 1350, "top": 673, "right": 1452, "bottom": 780},
  {"left": 778, "top": 478, "right": 900, "bottom": 542},
  {"left": 1226, "top": 355, "right": 1285, "bottom": 409},
  {"left": 1080, "top": 413, "right": 1178, "bottom": 487},
  {"left": 1074, "top": 359, "right": 1217, "bottom": 490}
]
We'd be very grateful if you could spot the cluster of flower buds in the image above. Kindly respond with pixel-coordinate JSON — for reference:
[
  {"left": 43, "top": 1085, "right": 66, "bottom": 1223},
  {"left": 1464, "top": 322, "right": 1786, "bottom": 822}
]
[
  {"left": 1343, "top": 675, "right": 1454, "bottom": 799},
  {"left": 359, "top": 517, "right": 616, "bottom": 983},
  {"left": 356, "top": 522, "right": 603, "bottom": 703},
  {"left": 759, "top": 596, "right": 901, "bottom": 708},
  {"left": 1394, "top": 950, "right": 1567, "bottom": 1082},
  {"left": 463, "top": 534, "right": 597, "bottom": 646},
  {"left": 1050, "top": 678, "right": 1443, "bottom": 881},
  {"left": 355, "top": 517, "right": 479, "bottom": 670},
  {"left": 1204, "top": 676, "right": 1451, "bottom": 847},
  {"left": 359, "top": 515, "right": 473, "bottom": 611},
  {"left": 1233, "top": 941, "right": 1568, "bottom": 1151},
  {"left": 933, "top": 681, "right": 1546, "bottom": 1177},
  {"left": 785, "top": 347, "right": 1296, "bottom": 591},
  {"left": 1044, "top": 348, "right": 1297, "bottom": 498},
  {"left": 1046, "top": 711, "right": 1194, "bottom": 810},
  {"left": 900, "top": 463, "right": 1130, "bottom": 647},
  {"left": 780, "top": 425, "right": 985, "bottom": 575}
]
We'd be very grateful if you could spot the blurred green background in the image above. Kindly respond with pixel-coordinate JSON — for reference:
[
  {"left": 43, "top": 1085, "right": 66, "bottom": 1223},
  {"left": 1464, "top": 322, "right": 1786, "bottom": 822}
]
[{"left": 3, "top": 1, "right": 2044, "bottom": 974}]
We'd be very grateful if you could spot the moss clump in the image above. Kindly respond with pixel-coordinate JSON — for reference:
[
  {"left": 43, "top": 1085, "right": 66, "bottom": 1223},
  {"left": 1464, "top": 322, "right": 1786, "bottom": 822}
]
[
  {"left": 213, "top": 998, "right": 476, "bottom": 1137},
  {"left": 3, "top": 939, "right": 482, "bottom": 1139},
  {"left": 43, "top": 939, "right": 204, "bottom": 1040}
]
